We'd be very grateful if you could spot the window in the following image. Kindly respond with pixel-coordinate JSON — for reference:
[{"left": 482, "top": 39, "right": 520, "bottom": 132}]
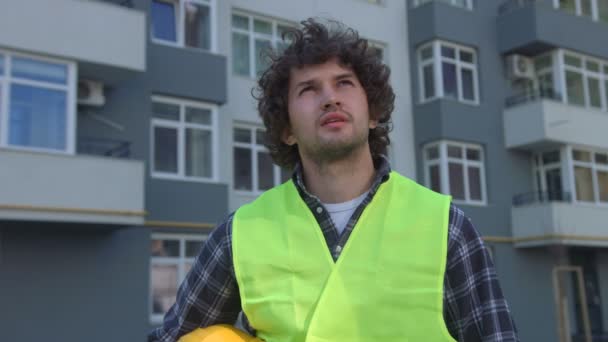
[
  {"left": 562, "top": 52, "right": 608, "bottom": 111},
  {"left": 151, "top": 96, "right": 218, "bottom": 181},
  {"left": 572, "top": 148, "right": 608, "bottom": 204},
  {"left": 231, "top": 12, "right": 293, "bottom": 78},
  {"left": 151, "top": 0, "right": 215, "bottom": 51},
  {"left": 554, "top": 0, "right": 608, "bottom": 23},
  {"left": 150, "top": 234, "right": 207, "bottom": 324},
  {"left": 368, "top": 41, "right": 387, "bottom": 63},
  {"left": 233, "top": 124, "right": 291, "bottom": 193},
  {"left": 413, "top": 0, "right": 473, "bottom": 10},
  {"left": 418, "top": 41, "right": 479, "bottom": 105},
  {"left": 0, "top": 50, "right": 76, "bottom": 153},
  {"left": 423, "top": 141, "right": 486, "bottom": 205},
  {"left": 533, "top": 151, "right": 566, "bottom": 201}
]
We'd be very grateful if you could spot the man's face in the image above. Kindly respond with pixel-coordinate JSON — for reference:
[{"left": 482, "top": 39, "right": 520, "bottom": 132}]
[{"left": 284, "top": 59, "right": 377, "bottom": 164}]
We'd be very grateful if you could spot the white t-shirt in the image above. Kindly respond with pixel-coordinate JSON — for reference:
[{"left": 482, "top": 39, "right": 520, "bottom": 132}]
[{"left": 322, "top": 190, "right": 369, "bottom": 236}]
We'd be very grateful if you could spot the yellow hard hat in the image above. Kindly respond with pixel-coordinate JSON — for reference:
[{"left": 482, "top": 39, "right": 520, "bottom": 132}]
[{"left": 178, "top": 324, "right": 262, "bottom": 342}]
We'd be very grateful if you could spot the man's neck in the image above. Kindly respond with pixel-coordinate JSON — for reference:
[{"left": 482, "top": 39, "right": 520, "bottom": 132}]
[{"left": 300, "top": 147, "right": 376, "bottom": 204}]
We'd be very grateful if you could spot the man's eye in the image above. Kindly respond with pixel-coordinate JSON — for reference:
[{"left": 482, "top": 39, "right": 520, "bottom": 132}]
[
  {"left": 338, "top": 80, "right": 354, "bottom": 87},
  {"left": 299, "top": 86, "right": 313, "bottom": 95}
]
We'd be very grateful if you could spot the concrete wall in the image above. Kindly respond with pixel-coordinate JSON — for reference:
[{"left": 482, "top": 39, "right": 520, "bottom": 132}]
[{"left": 0, "top": 223, "right": 150, "bottom": 342}]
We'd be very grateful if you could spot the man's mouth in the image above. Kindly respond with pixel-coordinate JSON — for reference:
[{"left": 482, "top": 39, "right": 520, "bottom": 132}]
[{"left": 320, "top": 112, "right": 348, "bottom": 127}]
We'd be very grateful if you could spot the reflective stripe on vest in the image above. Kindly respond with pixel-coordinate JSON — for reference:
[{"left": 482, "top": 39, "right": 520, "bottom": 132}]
[{"left": 233, "top": 172, "right": 456, "bottom": 342}]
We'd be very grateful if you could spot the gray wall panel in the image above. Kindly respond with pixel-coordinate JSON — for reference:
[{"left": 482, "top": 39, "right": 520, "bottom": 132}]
[{"left": 0, "top": 224, "right": 149, "bottom": 342}]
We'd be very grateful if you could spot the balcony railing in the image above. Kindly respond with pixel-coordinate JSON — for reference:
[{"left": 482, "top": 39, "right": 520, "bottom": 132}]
[
  {"left": 77, "top": 137, "right": 131, "bottom": 158},
  {"left": 498, "top": 0, "right": 540, "bottom": 15},
  {"left": 505, "top": 88, "right": 563, "bottom": 108},
  {"left": 512, "top": 191, "right": 572, "bottom": 207}
]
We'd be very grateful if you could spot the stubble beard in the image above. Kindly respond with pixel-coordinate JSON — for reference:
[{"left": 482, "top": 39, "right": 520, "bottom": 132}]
[{"left": 303, "top": 129, "right": 369, "bottom": 166}]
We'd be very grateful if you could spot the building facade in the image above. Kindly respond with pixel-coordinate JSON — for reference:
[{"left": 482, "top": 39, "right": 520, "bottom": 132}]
[{"left": 408, "top": 0, "right": 608, "bottom": 341}]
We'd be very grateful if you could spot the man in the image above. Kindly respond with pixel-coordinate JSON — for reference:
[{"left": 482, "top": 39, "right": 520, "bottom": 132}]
[{"left": 149, "top": 19, "right": 519, "bottom": 342}]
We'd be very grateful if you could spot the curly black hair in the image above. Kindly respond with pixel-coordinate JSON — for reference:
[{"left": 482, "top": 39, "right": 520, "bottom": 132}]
[{"left": 255, "top": 18, "right": 395, "bottom": 170}]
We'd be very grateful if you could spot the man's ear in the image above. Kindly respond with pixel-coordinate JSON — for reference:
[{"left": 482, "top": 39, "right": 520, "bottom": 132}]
[
  {"left": 282, "top": 128, "right": 296, "bottom": 146},
  {"left": 369, "top": 119, "right": 378, "bottom": 129}
]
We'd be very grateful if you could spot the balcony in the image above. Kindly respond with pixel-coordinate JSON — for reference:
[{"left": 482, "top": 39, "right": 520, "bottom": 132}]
[
  {"left": 0, "top": 147, "right": 145, "bottom": 225},
  {"left": 512, "top": 191, "right": 608, "bottom": 247},
  {"left": 503, "top": 91, "right": 608, "bottom": 151},
  {"left": 0, "top": 0, "right": 145, "bottom": 84},
  {"left": 498, "top": 0, "right": 608, "bottom": 59}
]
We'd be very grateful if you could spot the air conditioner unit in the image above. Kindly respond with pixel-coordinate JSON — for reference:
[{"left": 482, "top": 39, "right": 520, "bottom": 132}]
[
  {"left": 77, "top": 80, "right": 105, "bottom": 106},
  {"left": 505, "top": 54, "right": 535, "bottom": 80}
]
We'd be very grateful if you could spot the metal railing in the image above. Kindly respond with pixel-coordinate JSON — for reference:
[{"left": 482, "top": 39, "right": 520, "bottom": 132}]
[
  {"left": 512, "top": 191, "right": 572, "bottom": 207},
  {"left": 498, "top": 0, "right": 540, "bottom": 15},
  {"left": 505, "top": 88, "right": 563, "bottom": 108},
  {"left": 77, "top": 137, "right": 131, "bottom": 158}
]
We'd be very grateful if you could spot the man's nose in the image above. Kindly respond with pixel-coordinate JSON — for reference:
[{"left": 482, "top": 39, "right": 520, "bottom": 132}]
[{"left": 321, "top": 87, "right": 341, "bottom": 111}]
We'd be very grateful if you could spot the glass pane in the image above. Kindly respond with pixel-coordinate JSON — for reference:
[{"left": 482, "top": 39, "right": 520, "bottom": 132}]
[
  {"left": 447, "top": 145, "right": 462, "bottom": 158},
  {"left": 151, "top": 239, "right": 179, "bottom": 257},
  {"left": 254, "top": 19, "right": 272, "bottom": 34},
  {"left": 0, "top": 55, "right": 4, "bottom": 75},
  {"left": 581, "top": 0, "right": 592, "bottom": 16},
  {"left": 184, "top": 2, "right": 210, "bottom": 50},
  {"left": 151, "top": 0, "right": 177, "bottom": 42},
  {"left": 449, "top": 162, "right": 465, "bottom": 200},
  {"left": 9, "top": 84, "right": 66, "bottom": 150},
  {"left": 420, "top": 46, "right": 433, "bottom": 61},
  {"left": 185, "top": 106, "right": 211, "bottom": 125},
  {"left": 280, "top": 167, "right": 292, "bottom": 182},
  {"left": 466, "top": 148, "right": 480, "bottom": 161},
  {"left": 255, "top": 39, "right": 272, "bottom": 77},
  {"left": 566, "top": 70, "right": 585, "bottom": 106},
  {"left": 429, "top": 164, "right": 441, "bottom": 193},
  {"left": 185, "top": 129, "right": 212, "bottom": 178},
  {"left": 573, "top": 150, "right": 592, "bottom": 162},
  {"left": 234, "top": 128, "right": 251, "bottom": 143},
  {"left": 232, "top": 32, "right": 250, "bottom": 76},
  {"left": 564, "top": 54, "right": 582, "bottom": 67},
  {"left": 423, "top": 64, "right": 435, "bottom": 99},
  {"left": 543, "top": 151, "right": 561, "bottom": 164},
  {"left": 442, "top": 62, "right": 457, "bottom": 99},
  {"left": 595, "top": 153, "right": 608, "bottom": 165},
  {"left": 232, "top": 14, "right": 248, "bottom": 30},
  {"left": 151, "top": 264, "right": 178, "bottom": 315},
  {"left": 586, "top": 60, "right": 600, "bottom": 72},
  {"left": 12, "top": 57, "right": 67, "bottom": 84},
  {"left": 461, "top": 68, "right": 475, "bottom": 101},
  {"left": 535, "top": 55, "right": 552, "bottom": 70},
  {"left": 154, "top": 126, "right": 178, "bottom": 173},
  {"left": 575, "top": 166, "right": 594, "bottom": 202},
  {"left": 277, "top": 24, "right": 291, "bottom": 40},
  {"left": 255, "top": 129, "right": 266, "bottom": 145},
  {"left": 185, "top": 240, "right": 204, "bottom": 257},
  {"left": 559, "top": 0, "right": 576, "bottom": 13},
  {"left": 152, "top": 101, "right": 180, "bottom": 121},
  {"left": 468, "top": 166, "right": 482, "bottom": 201},
  {"left": 426, "top": 146, "right": 439, "bottom": 160},
  {"left": 546, "top": 168, "right": 563, "bottom": 199},
  {"left": 234, "top": 147, "right": 252, "bottom": 190},
  {"left": 441, "top": 45, "right": 455, "bottom": 59},
  {"left": 598, "top": 171, "right": 608, "bottom": 202},
  {"left": 459, "top": 50, "right": 473, "bottom": 63},
  {"left": 599, "top": 0, "right": 608, "bottom": 23},
  {"left": 370, "top": 46, "right": 384, "bottom": 61},
  {"left": 257, "top": 151, "right": 274, "bottom": 190},
  {"left": 588, "top": 77, "right": 602, "bottom": 108}
]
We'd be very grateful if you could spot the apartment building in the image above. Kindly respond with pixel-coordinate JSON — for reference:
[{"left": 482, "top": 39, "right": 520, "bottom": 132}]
[
  {"left": 1, "top": 0, "right": 413, "bottom": 341},
  {"left": 408, "top": 0, "right": 608, "bottom": 341}
]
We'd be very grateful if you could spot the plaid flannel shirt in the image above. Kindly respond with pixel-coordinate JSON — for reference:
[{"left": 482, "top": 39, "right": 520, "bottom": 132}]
[{"left": 149, "top": 158, "right": 519, "bottom": 342}]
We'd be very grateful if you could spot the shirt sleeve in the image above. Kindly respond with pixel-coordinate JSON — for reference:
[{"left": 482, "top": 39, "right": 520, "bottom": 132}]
[
  {"left": 148, "top": 215, "right": 242, "bottom": 342},
  {"left": 443, "top": 205, "right": 520, "bottom": 342}
]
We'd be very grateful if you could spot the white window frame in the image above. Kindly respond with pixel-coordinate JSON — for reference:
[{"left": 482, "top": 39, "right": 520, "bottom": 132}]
[
  {"left": 150, "top": 95, "right": 218, "bottom": 182},
  {"left": 231, "top": 11, "right": 294, "bottom": 78},
  {"left": 557, "top": 50, "right": 608, "bottom": 112},
  {"left": 553, "top": 0, "right": 603, "bottom": 22},
  {"left": 0, "top": 49, "right": 76, "bottom": 155},
  {"left": 423, "top": 140, "right": 487, "bottom": 205},
  {"left": 417, "top": 40, "right": 480, "bottom": 105},
  {"left": 151, "top": 0, "right": 217, "bottom": 53},
  {"left": 149, "top": 233, "right": 208, "bottom": 324},
  {"left": 570, "top": 146, "right": 608, "bottom": 205},
  {"left": 233, "top": 123, "right": 285, "bottom": 194},
  {"left": 368, "top": 40, "right": 388, "bottom": 64},
  {"left": 413, "top": 0, "right": 473, "bottom": 10}
]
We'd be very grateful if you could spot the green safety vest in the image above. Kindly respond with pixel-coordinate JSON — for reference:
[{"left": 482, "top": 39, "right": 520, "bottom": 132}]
[{"left": 233, "top": 172, "right": 456, "bottom": 342}]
